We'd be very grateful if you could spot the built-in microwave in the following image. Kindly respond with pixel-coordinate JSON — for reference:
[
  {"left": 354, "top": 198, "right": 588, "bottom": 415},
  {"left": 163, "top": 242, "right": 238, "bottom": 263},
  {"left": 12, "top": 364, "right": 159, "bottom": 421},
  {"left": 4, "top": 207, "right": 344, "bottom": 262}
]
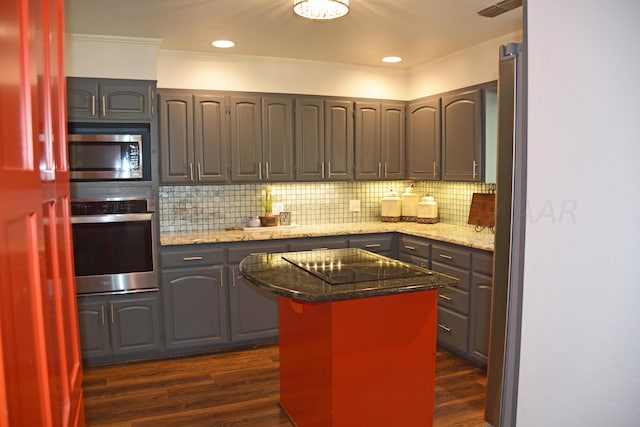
[{"left": 68, "top": 124, "right": 151, "bottom": 181}]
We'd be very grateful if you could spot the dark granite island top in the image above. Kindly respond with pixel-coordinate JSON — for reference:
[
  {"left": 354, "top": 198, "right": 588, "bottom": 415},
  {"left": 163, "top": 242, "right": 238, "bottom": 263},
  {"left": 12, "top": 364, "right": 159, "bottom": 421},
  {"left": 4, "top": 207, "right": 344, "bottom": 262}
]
[{"left": 239, "top": 248, "right": 458, "bottom": 302}]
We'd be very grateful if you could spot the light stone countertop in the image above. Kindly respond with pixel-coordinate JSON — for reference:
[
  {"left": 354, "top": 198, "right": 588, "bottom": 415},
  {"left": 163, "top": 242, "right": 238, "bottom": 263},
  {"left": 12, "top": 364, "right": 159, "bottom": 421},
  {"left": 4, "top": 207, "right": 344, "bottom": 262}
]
[{"left": 160, "top": 221, "right": 494, "bottom": 252}]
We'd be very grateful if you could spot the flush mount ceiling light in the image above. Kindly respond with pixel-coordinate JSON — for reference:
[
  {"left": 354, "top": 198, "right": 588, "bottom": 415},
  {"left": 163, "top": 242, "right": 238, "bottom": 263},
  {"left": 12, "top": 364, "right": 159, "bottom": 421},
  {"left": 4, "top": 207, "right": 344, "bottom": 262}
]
[
  {"left": 293, "top": 0, "right": 350, "bottom": 21},
  {"left": 382, "top": 56, "right": 402, "bottom": 63},
  {"left": 212, "top": 40, "right": 235, "bottom": 48}
]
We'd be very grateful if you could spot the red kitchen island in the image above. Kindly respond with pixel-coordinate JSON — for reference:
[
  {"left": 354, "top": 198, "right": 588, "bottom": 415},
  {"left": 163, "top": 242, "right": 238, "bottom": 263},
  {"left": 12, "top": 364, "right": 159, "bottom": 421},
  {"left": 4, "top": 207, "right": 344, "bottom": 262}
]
[{"left": 239, "top": 248, "right": 457, "bottom": 427}]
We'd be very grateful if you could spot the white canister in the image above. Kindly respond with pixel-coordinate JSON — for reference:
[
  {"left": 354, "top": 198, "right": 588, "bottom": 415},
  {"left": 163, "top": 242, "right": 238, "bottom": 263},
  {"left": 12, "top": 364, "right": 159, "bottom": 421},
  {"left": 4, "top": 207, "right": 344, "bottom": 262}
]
[
  {"left": 401, "top": 185, "right": 419, "bottom": 221},
  {"left": 417, "top": 196, "right": 439, "bottom": 224},
  {"left": 381, "top": 189, "right": 401, "bottom": 222}
]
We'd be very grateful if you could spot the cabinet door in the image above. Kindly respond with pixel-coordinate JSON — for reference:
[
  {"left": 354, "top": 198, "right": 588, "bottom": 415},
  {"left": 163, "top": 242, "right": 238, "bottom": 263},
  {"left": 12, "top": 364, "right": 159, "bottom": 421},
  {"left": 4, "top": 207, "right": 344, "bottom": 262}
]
[
  {"left": 262, "top": 96, "right": 294, "bottom": 181},
  {"left": 470, "top": 272, "right": 493, "bottom": 365},
  {"left": 162, "top": 265, "right": 229, "bottom": 350},
  {"left": 406, "top": 97, "right": 440, "bottom": 180},
  {"left": 295, "top": 97, "right": 325, "bottom": 181},
  {"left": 228, "top": 265, "right": 279, "bottom": 342},
  {"left": 67, "top": 78, "right": 99, "bottom": 120},
  {"left": 194, "top": 94, "right": 229, "bottom": 183},
  {"left": 441, "top": 89, "right": 483, "bottom": 181},
  {"left": 109, "top": 293, "right": 162, "bottom": 355},
  {"left": 76, "top": 298, "right": 110, "bottom": 360},
  {"left": 230, "top": 95, "right": 262, "bottom": 182},
  {"left": 355, "top": 102, "right": 381, "bottom": 180},
  {"left": 381, "top": 102, "right": 405, "bottom": 179},
  {"left": 100, "top": 80, "right": 154, "bottom": 121},
  {"left": 159, "top": 92, "right": 194, "bottom": 183},
  {"left": 325, "top": 100, "right": 354, "bottom": 180}
]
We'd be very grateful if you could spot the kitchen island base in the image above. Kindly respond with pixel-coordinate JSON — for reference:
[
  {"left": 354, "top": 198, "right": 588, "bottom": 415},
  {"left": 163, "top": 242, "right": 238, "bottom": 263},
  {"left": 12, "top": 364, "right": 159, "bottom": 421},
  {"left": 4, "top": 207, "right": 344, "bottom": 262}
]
[{"left": 278, "top": 290, "right": 438, "bottom": 427}]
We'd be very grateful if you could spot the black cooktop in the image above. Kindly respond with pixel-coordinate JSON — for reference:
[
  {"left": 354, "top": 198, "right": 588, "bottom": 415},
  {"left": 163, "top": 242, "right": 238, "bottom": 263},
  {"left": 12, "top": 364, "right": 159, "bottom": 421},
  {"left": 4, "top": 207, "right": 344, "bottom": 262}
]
[{"left": 282, "top": 248, "right": 433, "bottom": 285}]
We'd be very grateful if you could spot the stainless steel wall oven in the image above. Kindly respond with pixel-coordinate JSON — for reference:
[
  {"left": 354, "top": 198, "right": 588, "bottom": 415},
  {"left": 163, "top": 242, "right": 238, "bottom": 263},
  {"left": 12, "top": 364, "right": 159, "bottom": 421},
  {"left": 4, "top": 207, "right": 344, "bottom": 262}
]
[{"left": 71, "top": 197, "right": 158, "bottom": 295}]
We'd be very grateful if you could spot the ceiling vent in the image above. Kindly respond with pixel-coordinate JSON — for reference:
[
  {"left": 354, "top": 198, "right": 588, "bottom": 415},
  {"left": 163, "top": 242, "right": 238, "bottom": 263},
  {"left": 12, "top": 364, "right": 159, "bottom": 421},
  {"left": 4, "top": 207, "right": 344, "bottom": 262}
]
[{"left": 477, "top": 0, "right": 522, "bottom": 17}]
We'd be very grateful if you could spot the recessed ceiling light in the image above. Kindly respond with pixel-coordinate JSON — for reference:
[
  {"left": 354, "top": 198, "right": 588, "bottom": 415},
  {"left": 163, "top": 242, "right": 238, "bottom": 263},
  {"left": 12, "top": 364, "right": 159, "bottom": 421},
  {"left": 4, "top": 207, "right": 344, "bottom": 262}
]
[
  {"left": 212, "top": 40, "right": 235, "bottom": 48},
  {"left": 382, "top": 56, "right": 402, "bottom": 63}
]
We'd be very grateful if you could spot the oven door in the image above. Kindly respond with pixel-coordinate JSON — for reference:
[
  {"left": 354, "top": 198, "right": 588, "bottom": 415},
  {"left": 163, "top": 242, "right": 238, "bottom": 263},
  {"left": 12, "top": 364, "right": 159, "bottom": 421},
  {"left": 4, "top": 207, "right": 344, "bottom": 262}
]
[{"left": 71, "top": 212, "right": 158, "bottom": 295}]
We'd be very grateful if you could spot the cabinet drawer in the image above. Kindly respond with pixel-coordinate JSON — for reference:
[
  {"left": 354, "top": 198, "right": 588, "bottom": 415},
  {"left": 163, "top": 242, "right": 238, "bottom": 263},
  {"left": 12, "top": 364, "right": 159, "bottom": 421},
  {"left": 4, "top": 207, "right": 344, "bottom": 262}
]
[
  {"left": 473, "top": 251, "right": 493, "bottom": 276},
  {"left": 431, "top": 262, "right": 470, "bottom": 291},
  {"left": 437, "top": 307, "right": 469, "bottom": 354},
  {"left": 348, "top": 234, "right": 393, "bottom": 253},
  {"left": 161, "top": 247, "right": 225, "bottom": 269},
  {"left": 432, "top": 244, "right": 471, "bottom": 270},
  {"left": 397, "top": 253, "right": 430, "bottom": 269},
  {"left": 398, "top": 235, "right": 431, "bottom": 259},
  {"left": 288, "top": 237, "right": 347, "bottom": 251},
  {"left": 227, "top": 241, "right": 288, "bottom": 264},
  {"left": 438, "top": 286, "right": 469, "bottom": 314}
]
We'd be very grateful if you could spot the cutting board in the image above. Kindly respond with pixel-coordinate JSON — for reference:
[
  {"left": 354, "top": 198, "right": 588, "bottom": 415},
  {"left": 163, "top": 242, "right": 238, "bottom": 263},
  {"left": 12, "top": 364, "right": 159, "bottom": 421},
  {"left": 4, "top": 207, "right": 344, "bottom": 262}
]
[{"left": 467, "top": 193, "right": 496, "bottom": 228}]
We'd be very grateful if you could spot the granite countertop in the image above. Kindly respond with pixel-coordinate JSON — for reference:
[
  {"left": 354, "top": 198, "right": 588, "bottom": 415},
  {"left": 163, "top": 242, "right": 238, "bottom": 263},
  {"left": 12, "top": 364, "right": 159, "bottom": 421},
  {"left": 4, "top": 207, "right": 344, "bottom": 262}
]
[
  {"left": 239, "top": 248, "right": 459, "bottom": 302},
  {"left": 161, "top": 221, "right": 494, "bottom": 252}
]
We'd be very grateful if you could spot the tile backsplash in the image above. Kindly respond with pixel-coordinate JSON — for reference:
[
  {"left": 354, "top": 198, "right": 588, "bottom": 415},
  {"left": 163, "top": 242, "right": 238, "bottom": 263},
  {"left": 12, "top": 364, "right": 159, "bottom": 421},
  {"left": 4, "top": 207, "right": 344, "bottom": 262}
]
[{"left": 159, "top": 181, "right": 495, "bottom": 233}]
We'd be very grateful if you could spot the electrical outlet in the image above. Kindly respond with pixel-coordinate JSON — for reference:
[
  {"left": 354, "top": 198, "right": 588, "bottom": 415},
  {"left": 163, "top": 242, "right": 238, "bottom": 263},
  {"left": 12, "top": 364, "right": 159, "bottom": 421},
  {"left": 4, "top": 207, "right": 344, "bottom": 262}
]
[{"left": 349, "top": 199, "right": 361, "bottom": 212}]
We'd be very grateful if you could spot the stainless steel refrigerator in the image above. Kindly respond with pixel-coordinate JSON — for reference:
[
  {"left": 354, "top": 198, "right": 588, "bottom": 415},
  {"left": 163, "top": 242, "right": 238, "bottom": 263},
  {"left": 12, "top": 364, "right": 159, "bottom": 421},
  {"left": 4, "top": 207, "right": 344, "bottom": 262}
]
[{"left": 484, "top": 42, "right": 527, "bottom": 427}]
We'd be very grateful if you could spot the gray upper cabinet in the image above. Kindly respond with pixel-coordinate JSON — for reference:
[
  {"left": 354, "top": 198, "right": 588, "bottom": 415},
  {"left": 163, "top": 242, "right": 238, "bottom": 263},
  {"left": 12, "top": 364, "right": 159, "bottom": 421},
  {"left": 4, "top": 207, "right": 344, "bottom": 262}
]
[
  {"left": 194, "top": 94, "right": 230, "bottom": 183},
  {"left": 355, "top": 102, "right": 404, "bottom": 180},
  {"left": 294, "top": 98, "right": 325, "bottom": 181},
  {"left": 230, "top": 95, "right": 263, "bottom": 182},
  {"left": 295, "top": 97, "right": 353, "bottom": 181},
  {"left": 325, "top": 100, "right": 354, "bottom": 180},
  {"left": 261, "top": 96, "right": 294, "bottom": 181},
  {"left": 67, "top": 77, "right": 155, "bottom": 122},
  {"left": 406, "top": 96, "right": 441, "bottom": 180},
  {"left": 441, "top": 89, "right": 484, "bottom": 181},
  {"left": 229, "top": 94, "right": 293, "bottom": 183},
  {"left": 159, "top": 91, "right": 229, "bottom": 184}
]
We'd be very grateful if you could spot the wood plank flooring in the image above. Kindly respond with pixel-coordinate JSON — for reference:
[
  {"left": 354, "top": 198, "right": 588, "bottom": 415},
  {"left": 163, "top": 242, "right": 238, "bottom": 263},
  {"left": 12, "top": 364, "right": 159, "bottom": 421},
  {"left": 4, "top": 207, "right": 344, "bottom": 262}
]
[{"left": 82, "top": 344, "right": 486, "bottom": 427}]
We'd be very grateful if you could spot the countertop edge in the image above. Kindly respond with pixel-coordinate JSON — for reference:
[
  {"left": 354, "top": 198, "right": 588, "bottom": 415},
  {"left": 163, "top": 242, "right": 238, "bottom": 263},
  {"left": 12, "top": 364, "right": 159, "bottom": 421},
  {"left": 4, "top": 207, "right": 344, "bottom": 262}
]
[{"left": 161, "top": 222, "right": 494, "bottom": 252}]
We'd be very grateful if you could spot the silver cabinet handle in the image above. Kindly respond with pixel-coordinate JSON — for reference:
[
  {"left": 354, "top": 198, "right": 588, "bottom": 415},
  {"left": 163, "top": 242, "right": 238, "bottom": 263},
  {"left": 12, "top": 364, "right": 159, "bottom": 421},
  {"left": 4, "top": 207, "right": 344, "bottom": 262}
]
[
  {"left": 439, "top": 294, "right": 452, "bottom": 301},
  {"left": 439, "top": 254, "right": 453, "bottom": 260},
  {"left": 265, "top": 162, "right": 269, "bottom": 180},
  {"left": 197, "top": 163, "right": 202, "bottom": 181},
  {"left": 321, "top": 161, "right": 325, "bottom": 179},
  {"left": 438, "top": 324, "right": 451, "bottom": 333},
  {"left": 100, "top": 304, "right": 105, "bottom": 325},
  {"left": 384, "top": 162, "right": 388, "bottom": 178},
  {"left": 221, "top": 268, "right": 225, "bottom": 288},
  {"left": 378, "top": 163, "right": 382, "bottom": 178},
  {"left": 433, "top": 162, "right": 438, "bottom": 179},
  {"left": 258, "top": 162, "right": 262, "bottom": 180},
  {"left": 365, "top": 244, "right": 381, "bottom": 248},
  {"left": 327, "top": 162, "right": 331, "bottom": 178},
  {"left": 183, "top": 256, "right": 203, "bottom": 261},
  {"left": 110, "top": 304, "right": 115, "bottom": 324},
  {"left": 473, "top": 160, "right": 478, "bottom": 179},
  {"left": 102, "top": 96, "right": 106, "bottom": 117},
  {"left": 91, "top": 95, "right": 96, "bottom": 117},
  {"left": 189, "top": 163, "right": 194, "bottom": 181},
  {"left": 404, "top": 245, "right": 416, "bottom": 251}
]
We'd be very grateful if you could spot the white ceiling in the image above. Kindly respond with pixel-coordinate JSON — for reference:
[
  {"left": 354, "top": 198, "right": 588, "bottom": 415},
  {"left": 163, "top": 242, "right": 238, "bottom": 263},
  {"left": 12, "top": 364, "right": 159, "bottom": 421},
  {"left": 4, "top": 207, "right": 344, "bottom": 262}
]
[{"left": 64, "top": 0, "right": 522, "bottom": 69}]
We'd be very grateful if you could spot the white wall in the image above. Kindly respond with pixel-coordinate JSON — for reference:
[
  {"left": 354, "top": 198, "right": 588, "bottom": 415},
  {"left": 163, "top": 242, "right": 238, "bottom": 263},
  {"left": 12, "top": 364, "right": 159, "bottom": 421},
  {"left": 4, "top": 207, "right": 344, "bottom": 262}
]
[
  {"left": 408, "top": 32, "right": 522, "bottom": 99},
  {"left": 65, "top": 34, "right": 161, "bottom": 80},
  {"left": 518, "top": 1, "right": 640, "bottom": 425},
  {"left": 65, "top": 32, "right": 520, "bottom": 100}
]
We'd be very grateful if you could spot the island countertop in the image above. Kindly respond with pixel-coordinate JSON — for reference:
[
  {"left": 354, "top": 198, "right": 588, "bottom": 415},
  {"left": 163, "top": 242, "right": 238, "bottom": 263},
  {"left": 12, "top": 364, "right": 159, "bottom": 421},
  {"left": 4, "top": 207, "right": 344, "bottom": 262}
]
[{"left": 239, "top": 248, "right": 458, "bottom": 302}]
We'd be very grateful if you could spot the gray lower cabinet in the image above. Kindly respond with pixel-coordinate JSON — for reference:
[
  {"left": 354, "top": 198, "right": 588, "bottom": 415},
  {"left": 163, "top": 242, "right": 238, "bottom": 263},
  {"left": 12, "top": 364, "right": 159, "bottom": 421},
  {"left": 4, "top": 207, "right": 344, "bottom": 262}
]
[
  {"left": 288, "top": 236, "right": 347, "bottom": 251},
  {"left": 76, "top": 292, "right": 162, "bottom": 364},
  {"left": 67, "top": 77, "right": 155, "bottom": 122},
  {"left": 348, "top": 233, "right": 395, "bottom": 257},
  {"left": 227, "top": 241, "right": 287, "bottom": 342},
  {"left": 398, "top": 235, "right": 493, "bottom": 366},
  {"left": 160, "top": 247, "right": 229, "bottom": 351}
]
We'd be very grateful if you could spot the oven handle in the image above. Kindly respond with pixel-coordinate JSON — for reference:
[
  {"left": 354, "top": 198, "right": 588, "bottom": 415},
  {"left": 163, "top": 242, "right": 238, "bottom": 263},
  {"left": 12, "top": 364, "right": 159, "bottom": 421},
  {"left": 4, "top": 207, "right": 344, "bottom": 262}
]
[{"left": 71, "top": 213, "right": 153, "bottom": 224}]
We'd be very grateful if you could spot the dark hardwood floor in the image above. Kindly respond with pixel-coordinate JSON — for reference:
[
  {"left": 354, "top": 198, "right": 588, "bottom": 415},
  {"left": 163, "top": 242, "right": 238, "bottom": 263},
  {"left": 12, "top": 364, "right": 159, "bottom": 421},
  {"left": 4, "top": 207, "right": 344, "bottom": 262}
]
[{"left": 82, "top": 344, "right": 486, "bottom": 426}]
